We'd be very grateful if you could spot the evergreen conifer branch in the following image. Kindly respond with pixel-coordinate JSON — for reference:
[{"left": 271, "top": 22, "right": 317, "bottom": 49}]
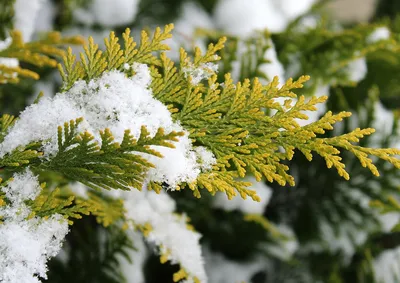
[
  {"left": 54, "top": 26, "right": 400, "bottom": 200},
  {"left": 28, "top": 186, "right": 93, "bottom": 225},
  {"left": 81, "top": 191, "right": 126, "bottom": 227},
  {"left": 0, "top": 30, "right": 84, "bottom": 84},
  {"left": 38, "top": 118, "right": 183, "bottom": 192},
  {"left": 58, "top": 24, "right": 174, "bottom": 91},
  {"left": 0, "top": 147, "right": 41, "bottom": 167},
  {"left": 4, "top": 2, "right": 400, "bottom": 281}
]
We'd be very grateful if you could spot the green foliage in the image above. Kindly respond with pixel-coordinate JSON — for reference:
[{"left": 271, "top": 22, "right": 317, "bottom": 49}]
[
  {"left": 0, "top": 146, "right": 42, "bottom": 168},
  {"left": 58, "top": 24, "right": 174, "bottom": 90},
  {"left": 28, "top": 182, "right": 127, "bottom": 227},
  {"left": 0, "top": 30, "right": 84, "bottom": 84},
  {"left": 2, "top": 19, "right": 400, "bottom": 283},
  {"left": 38, "top": 118, "right": 183, "bottom": 192},
  {"left": 28, "top": 185, "right": 93, "bottom": 224},
  {"left": 0, "top": 114, "right": 42, "bottom": 168},
  {"left": 81, "top": 191, "right": 126, "bottom": 227},
  {"left": 54, "top": 25, "right": 400, "bottom": 203},
  {"left": 0, "top": 114, "right": 16, "bottom": 143}
]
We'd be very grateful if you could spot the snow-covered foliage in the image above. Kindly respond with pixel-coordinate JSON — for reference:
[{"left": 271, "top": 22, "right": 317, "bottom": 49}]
[
  {"left": 121, "top": 189, "right": 207, "bottom": 282},
  {"left": 2, "top": 0, "right": 400, "bottom": 282},
  {"left": 0, "top": 170, "right": 68, "bottom": 283},
  {"left": 183, "top": 62, "right": 219, "bottom": 85},
  {"left": 0, "top": 64, "right": 215, "bottom": 187}
]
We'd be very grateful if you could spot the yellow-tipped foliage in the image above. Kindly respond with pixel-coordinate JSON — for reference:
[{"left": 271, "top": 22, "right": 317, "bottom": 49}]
[
  {"left": 53, "top": 25, "right": 400, "bottom": 201},
  {"left": 0, "top": 30, "right": 84, "bottom": 84}
]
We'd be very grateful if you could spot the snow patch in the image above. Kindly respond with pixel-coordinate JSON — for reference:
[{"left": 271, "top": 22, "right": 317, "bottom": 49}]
[
  {"left": 73, "top": 0, "right": 140, "bottom": 27},
  {"left": 122, "top": 189, "right": 207, "bottom": 282},
  {"left": 368, "top": 27, "right": 391, "bottom": 43},
  {"left": 0, "top": 170, "right": 68, "bottom": 283}
]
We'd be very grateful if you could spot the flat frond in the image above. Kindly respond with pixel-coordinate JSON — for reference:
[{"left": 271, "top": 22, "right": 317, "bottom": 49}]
[
  {"left": 39, "top": 118, "right": 183, "bottom": 192},
  {"left": 28, "top": 185, "right": 93, "bottom": 225}
]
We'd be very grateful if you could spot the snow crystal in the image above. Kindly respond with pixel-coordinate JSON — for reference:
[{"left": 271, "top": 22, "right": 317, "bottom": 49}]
[
  {"left": 0, "top": 94, "right": 84, "bottom": 157},
  {"left": 14, "top": 0, "right": 44, "bottom": 42},
  {"left": 345, "top": 57, "right": 367, "bottom": 83},
  {"left": 1, "top": 66, "right": 216, "bottom": 188},
  {"left": 123, "top": 189, "right": 207, "bottom": 282},
  {"left": 131, "top": 62, "right": 152, "bottom": 87},
  {"left": 73, "top": 0, "right": 140, "bottom": 27},
  {"left": 183, "top": 62, "right": 218, "bottom": 85},
  {"left": 213, "top": 177, "right": 273, "bottom": 215},
  {"left": 0, "top": 170, "right": 68, "bottom": 283},
  {"left": 373, "top": 246, "right": 400, "bottom": 283},
  {"left": 144, "top": 134, "right": 205, "bottom": 187},
  {"left": 367, "top": 26, "right": 391, "bottom": 43}
]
